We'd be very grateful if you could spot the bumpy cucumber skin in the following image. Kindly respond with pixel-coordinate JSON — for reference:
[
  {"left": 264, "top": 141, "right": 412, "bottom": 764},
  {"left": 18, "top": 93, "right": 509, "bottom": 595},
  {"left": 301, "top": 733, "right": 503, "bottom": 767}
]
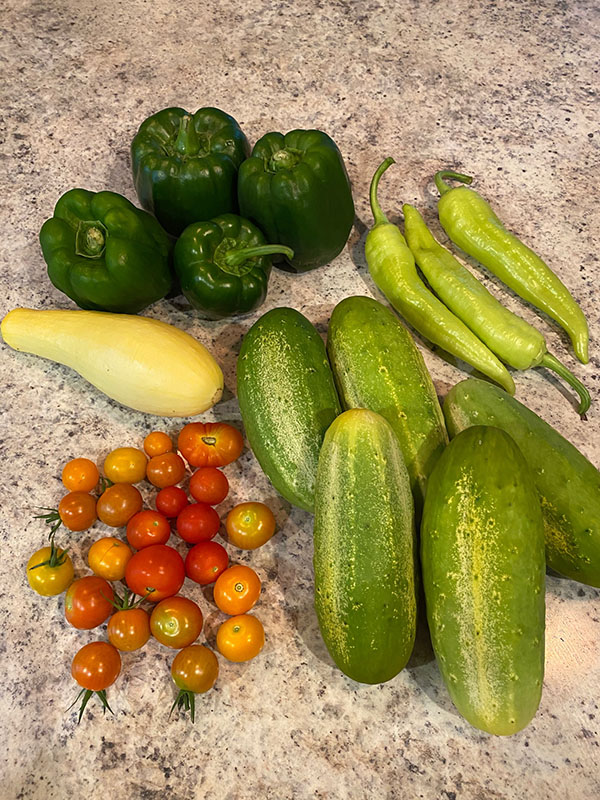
[
  {"left": 237, "top": 307, "right": 342, "bottom": 512},
  {"left": 326, "top": 295, "right": 448, "bottom": 517},
  {"left": 314, "top": 409, "right": 416, "bottom": 684},
  {"left": 444, "top": 378, "right": 600, "bottom": 587},
  {"left": 421, "top": 425, "right": 545, "bottom": 735}
]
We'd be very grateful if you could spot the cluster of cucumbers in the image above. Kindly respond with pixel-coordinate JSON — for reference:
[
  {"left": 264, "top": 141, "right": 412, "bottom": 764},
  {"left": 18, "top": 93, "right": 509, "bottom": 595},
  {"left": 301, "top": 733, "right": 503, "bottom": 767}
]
[{"left": 237, "top": 296, "right": 599, "bottom": 736}]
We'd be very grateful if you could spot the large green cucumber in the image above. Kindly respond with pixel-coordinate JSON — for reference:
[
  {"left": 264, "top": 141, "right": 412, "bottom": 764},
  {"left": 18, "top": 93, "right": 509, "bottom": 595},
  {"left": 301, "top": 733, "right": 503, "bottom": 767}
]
[
  {"left": 237, "top": 307, "right": 342, "bottom": 511},
  {"left": 327, "top": 295, "right": 448, "bottom": 516},
  {"left": 444, "top": 378, "right": 600, "bottom": 587},
  {"left": 314, "top": 409, "right": 416, "bottom": 684},
  {"left": 421, "top": 425, "right": 545, "bottom": 735}
]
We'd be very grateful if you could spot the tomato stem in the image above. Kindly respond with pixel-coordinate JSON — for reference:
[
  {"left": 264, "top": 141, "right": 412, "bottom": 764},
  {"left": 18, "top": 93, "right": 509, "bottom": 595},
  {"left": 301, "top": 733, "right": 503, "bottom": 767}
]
[
  {"left": 170, "top": 689, "right": 196, "bottom": 723},
  {"left": 200, "top": 436, "right": 217, "bottom": 447},
  {"left": 34, "top": 507, "right": 62, "bottom": 539},
  {"left": 68, "top": 687, "right": 114, "bottom": 724}
]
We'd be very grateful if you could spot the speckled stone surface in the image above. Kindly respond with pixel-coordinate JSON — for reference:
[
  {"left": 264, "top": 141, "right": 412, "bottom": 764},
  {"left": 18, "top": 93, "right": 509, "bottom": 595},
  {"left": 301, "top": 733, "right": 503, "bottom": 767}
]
[{"left": 1, "top": 1, "right": 599, "bottom": 798}]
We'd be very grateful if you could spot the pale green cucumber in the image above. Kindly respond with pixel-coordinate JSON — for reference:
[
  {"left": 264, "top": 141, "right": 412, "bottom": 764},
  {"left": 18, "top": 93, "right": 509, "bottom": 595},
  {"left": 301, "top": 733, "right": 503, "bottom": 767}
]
[
  {"left": 326, "top": 295, "right": 447, "bottom": 516},
  {"left": 421, "top": 425, "right": 546, "bottom": 735},
  {"left": 314, "top": 409, "right": 416, "bottom": 684},
  {"left": 237, "top": 307, "right": 342, "bottom": 512}
]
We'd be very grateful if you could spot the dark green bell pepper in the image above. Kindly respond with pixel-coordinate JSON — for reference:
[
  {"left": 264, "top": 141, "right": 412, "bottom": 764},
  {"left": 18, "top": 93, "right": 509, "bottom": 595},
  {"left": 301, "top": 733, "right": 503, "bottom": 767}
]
[
  {"left": 131, "top": 107, "right": 250, "bottom": 236},
  {"left": 39, "top": 189, "right": 172, "bottom": 314},
  {"left": 174, "top": 214, "right": 293, "bottom": 320},
  {"left": 237, "top": 129, "right": 355, "bottom": 273}
]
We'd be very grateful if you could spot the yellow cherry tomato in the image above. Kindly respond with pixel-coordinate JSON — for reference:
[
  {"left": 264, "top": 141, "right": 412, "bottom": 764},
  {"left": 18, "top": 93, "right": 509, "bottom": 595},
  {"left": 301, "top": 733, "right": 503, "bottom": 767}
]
[
  {"left": 27, "top": 545, "right": 74, "bottom": 596},
  {"left": 103, "top": 447, "right": 148, "bottom": 484},
  {"left": 225, "top": 502, "right": 276, "bottom": 549},
  {"left": 88, "top": 536, "right": 133, "bottom": 581},
  {"left": 216, "top": 614, "right": 265, "bottom": 662}
]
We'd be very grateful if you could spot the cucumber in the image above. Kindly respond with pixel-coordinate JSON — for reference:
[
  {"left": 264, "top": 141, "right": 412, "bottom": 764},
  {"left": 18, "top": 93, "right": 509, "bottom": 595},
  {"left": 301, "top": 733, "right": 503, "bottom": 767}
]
[
  {"left": 314, "top": 409, "right": 416, "bottom": 683},
  {"left": 421, "top": 425, "right": 546, "bottom": 735},
  {"left": 444, "top": 378, "right": 600, "bottom": 587},
  {"left": 237, "top": 307, "right": 342, "bottom": 511},
  {"left": 326, "top": 295, "right": 448, "bottom": 516}
]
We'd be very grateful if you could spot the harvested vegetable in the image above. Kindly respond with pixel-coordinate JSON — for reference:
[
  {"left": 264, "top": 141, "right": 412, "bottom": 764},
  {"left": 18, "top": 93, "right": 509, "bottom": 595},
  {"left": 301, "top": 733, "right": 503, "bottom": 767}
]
[
  {"left": 170, "top": 645, "right": 219, "bottom": 722},
  {"left": 238, "top": 129, "right": 355, "bottom": 272},
  {"left": 71, "top": 641, "right": 121, "bottom": 722},
  {"left": 216, "top": 615, "right": 265, "bottom": 662},
  {"left": 1, "top": 308, "right": 224, "bottom": 417},
  {"left": 365, "top": 158, "right": 514, "bottom": 394},
  {"left": 39, "top": 189, "right": 171, "bottom": 314},
  {"left": 435, "top": 170, "right": 589, "bottom": 364},
  {"left": 27, "top": 544, "right": 74, "bottom": 596}
]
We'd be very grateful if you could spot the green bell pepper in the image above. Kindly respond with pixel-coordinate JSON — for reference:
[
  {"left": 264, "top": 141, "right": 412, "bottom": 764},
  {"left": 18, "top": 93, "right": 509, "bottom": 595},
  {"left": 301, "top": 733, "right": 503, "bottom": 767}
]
[
  {"left": 173, "top": 214, "right": 293, "bottom": 320},
  {"left": 39, "top": 189, "right": 172, "bottom": 314},
  {"left": 131, "top": 107, "right": 250, "bottom": 236},
  {"left": 237, "top": 129, "right": 355, "bottom": 273}
]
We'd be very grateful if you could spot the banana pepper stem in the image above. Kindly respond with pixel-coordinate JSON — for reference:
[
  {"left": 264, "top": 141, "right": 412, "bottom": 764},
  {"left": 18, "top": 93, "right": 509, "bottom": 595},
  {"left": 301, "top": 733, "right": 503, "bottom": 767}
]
[
  {"left": 434, "top": 170, "right": 473, "bottom": 196},
  {"left": 224, "top": 245, "right": 294, "bottom": 268},
  {"left": 540, "top": 353, "right": 590, "bottom": 417},
  {"left": 369, "top": 158, "right": 395, "bottom": 226}
]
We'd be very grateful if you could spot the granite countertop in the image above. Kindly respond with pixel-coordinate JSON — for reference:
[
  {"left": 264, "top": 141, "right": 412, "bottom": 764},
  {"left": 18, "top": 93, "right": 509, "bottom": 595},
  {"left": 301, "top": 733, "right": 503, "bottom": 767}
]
[{"left": 2, "top": 1, "right": 599, "bottom": 798}]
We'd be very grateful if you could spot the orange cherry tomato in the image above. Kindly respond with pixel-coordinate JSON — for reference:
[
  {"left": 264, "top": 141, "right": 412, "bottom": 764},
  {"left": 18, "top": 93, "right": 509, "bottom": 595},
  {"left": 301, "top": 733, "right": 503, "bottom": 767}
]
[
  {"left": 103, "top": 447, "right": 148, "bottom": 484},
  {"left": 88, "top": 537, "right": 133, "bottom": 581},
  {"left": 150, "top": 596, "right": 204, "bottom": 649},
  {"left": 61, "top": 458, "right": 99, "bottom": 492},
  {"left": 143, "top": 431, "right": 173, "bottom": 457},
  {"left": 71, "top": 641, "right": 121, "bottom": 691},
  {"left": 171, "top": 645, "right": 218, "bottom": 695},
  {"left": 216, "top": 614, "right": 265, "bottom": 662},
  {"left": 189, "top": 467, "right": 229, "bottom": 505},
  {"left": 225, "top": 502, "right": 276, "bottom": 550},
  {"left": 58, "top": 491, "right": 97, "bottom": 531},
  {"left": 107, "top": 608, "right": 151, "bottom": 652},
  {"left": 126, "top": 509, "right": 171, "bottom": 549},
  {"left": 96, "top": 484, "right": 143, "bottom": 527},
  {"left": 146, "top": 452, "right": 186, "bottom": 488},
  {"left": 64, "top": 576, "right": 115, "bottom": 629},
  {"left": 178, "top": 422, "right": 243, "bottom": 468},
  {"left": 213, "top": 565, "right": 261, "bottom": 615}
]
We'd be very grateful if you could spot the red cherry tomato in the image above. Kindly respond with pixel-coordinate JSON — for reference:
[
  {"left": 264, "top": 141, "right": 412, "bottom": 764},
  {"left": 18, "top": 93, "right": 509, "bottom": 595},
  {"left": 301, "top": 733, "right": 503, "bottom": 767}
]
[
  {"left": 64, "top": 576, "right": 115, "bottom": 629},
  {"left": 177, "top": 422, "right": 243, "bottom": 468},
  {"left": 150, "top": 596, "right": 203, "bottom": 649},
  {"left": 71, "top": 641, "right": 121, "bottom": 691},
  {"left": 189, "top": 467, "right": 229, "bottom": 505},
  {"left": 155, "top": 486, "right": 189, "bottom": 518},
  {"left": 125, "top": 544, "right": 185, "bottom": 602},
  {"left": 185, "top": 541, "right": 229, "bottom": 585},
  {"left": 126, "top": 509, "right": 171, "bottom": 549},
  {"left": 176, "top": 503, "right": 220, "bottom": 544}
]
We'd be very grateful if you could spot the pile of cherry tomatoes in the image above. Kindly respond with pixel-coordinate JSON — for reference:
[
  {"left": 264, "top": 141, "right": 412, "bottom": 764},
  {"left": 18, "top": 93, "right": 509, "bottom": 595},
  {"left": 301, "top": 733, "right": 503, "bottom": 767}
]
[{"left": 27, "top": 421, "right": 276, "bottom": 723}]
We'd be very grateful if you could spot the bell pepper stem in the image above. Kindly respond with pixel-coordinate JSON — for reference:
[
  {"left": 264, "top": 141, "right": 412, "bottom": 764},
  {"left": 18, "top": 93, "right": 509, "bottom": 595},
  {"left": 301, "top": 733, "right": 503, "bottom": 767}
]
[
  {"left": 224, "top": 244, "right": 294, "bottom": 268},
  {"left": 541, "top": 353, "right": 591, "bottom": 417},
  {"left": 369, "top": 157, "right": 395, "bottom": 227},
  {"left": 434, "top": 170, "right": 474, "bottom": 196},
  {"left": 174, "top": 114, "right": 200, "bottom": 157}
]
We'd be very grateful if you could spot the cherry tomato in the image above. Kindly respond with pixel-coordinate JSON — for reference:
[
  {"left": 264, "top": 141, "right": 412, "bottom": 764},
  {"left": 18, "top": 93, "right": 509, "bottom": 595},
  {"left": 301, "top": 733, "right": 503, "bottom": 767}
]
[
  {"left": 107, "top": 608, "right": 151, "bottom": 652},
  {"left": 143, "top": 431, "right": 173, "bottom": 457},
  {"left": 64, "top": 576, "right": 115, "bottom": 629},
  {"left": 155, "top": 486, "right": 189, "bottom": 518},
  {"left": 27, "top": 545, "right": 74, "bottom": 596},
  {"left": 72, "top": 641, "right": 121, "bottom": 691},
  {"left": 171, "top": 645, "right": 218, "bottom": 714},
  {"left": 96, "top": 484, "right": 143, "bottom": 527},
  {"left": 103, "top": 447, "right": 148, "bottom": 484},
  {"left": 225, "top": 502, "right": 276, "bottom": 550},
  {"left": 126, "top": 509, "right": 171, "bottom": 549},
  {"left": 146, "top": 452, "right": 186, "bottom": 488},
  {"left": 216, "top": 614, "right": 265, "bottom": 662},
  {"left": 178, "top": 422, "right": 243, "bottom": 468},
  {"left": 213, "top": 565, "right": 261, "bottom": 615},
  {"left": 61, "top": 458, "right": 99, "bottom": 492},
  {"left": 189, "top": 467, "right": 229, "bottom": 506},
  {"left": 88, "top": 537, "right": 133, "bottom": 581},
  {"left": 150, "top": 596, "right": 203, "bottom": 649},
  {"left": 185, "top": 541, "right": 229, "bottom": 585},
  {"left": 176, "top": 503, "right": 220, "bottom": 544},
  {"left": 58, "top": 491, "right": 97, "bottom": 531},
  {"left": 125, "top": 544, "right": 185, "bottom": 602}
]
